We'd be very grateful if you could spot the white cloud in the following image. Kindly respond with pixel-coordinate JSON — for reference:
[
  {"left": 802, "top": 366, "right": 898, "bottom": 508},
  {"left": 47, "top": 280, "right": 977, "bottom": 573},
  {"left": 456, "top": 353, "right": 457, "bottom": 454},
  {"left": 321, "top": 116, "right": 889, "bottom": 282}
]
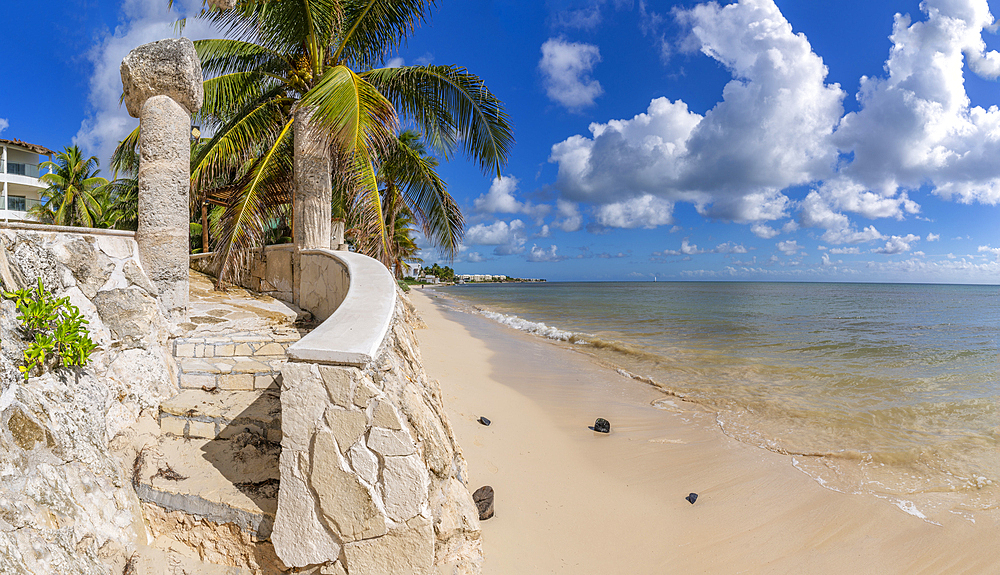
[
  {"left": 75, "top": 0, "right": 221, "bottom": 165},
  {"left": 554, "top": 5, "right": 603, "bottom": 30},
  {"left": 549, "top": 0, "right": 843, "bottom": 222},
  {"left": 776, "top": 240, "right": 800, "bottom": 255},
  {"left": 927, "top": 233, "right": 940, "bottom": 241},
  {"left": 539, "top": 38, "right": 604, "bottom": 110},
  {"left": 526, "top": 244, "right": 566, "bottom": 262},
  {"left": 465, "top": 219, "right": 527, "bottom": 255},
  {"left": 593, "top": 194, "right": 673, "bottom": 229},
  {"left": 833, "top": 0, "right": 1000, "bottom": 204},
  {"left": 978, "top": 245, "right": 1000, "bottom": 261},
  {"left": 751, "top": 224, "right": 780, "bottom": 239},
  {"left": 872, "top": 234, "right": 921, "bottom": 255},
  {"left": 466, "top": 252, "right": 488, "bottom": 263},
  {"left": 0, "top": 118, "right": 8, "bottom": 136},
  {"left": 714, "top": 242, "right": 749, "bottom": 254},
  {"left": 661, "top": 239, "right": 704, "bottom": 256},
  {"left": 830, "top": 247, "right": 862, "bottom": 255},
  {"left": 554, "top": 199, "right": 584, "bottom": 232},
  {"left": 473, "top": 175, "right": 549, "bottom": 220},
  {"left": 545, "top": 0, "right": 1000, "bottom": 243},
  {"left": 386, "top": 57, "right": 405, "bottom": 68}
]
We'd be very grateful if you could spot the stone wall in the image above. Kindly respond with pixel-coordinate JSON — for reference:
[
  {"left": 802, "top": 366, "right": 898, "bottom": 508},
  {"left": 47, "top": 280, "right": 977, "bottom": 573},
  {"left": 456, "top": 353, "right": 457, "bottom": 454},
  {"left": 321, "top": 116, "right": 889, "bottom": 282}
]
[
  {"left": 274, "top": 295, "right": 483, "bottom": 574},
  {"left": 0, "top": 226, "right": 177, "bottom": 574},
  {"left": 190, "top": 245, "right": 297, "bottom": 303},
  {"left": 298, "top": 250, "right": 350, "bottom": 321}
]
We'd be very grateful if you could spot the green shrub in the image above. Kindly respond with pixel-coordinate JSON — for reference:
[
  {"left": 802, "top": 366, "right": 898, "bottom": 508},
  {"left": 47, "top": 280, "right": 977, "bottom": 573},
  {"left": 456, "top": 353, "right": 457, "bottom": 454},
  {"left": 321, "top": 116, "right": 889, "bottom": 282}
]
[{"left": 4, "top": 278, "right": 97, "bottom": 379}]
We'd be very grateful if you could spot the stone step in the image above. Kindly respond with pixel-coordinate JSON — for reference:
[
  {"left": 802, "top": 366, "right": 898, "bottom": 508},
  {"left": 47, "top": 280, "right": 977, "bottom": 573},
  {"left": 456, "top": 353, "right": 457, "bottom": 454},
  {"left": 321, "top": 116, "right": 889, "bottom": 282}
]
[
  {"left": 159, "top": 389, "right": 281, "bottom": 443},
  {"left": 172, "top": 334, "right": 300, "bottom": 359},
  {"left": 178, "top": 357, "right": 285, "bottom": 391},
  {"left": 136, "top": 434, "right": 280, "bottom": 539}
]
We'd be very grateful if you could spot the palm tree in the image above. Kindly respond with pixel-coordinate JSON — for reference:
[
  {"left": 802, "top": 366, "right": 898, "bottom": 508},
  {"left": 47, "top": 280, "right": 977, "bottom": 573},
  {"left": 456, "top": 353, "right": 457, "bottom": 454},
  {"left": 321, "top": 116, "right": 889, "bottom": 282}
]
[
  {"left": 151, "top": 0, "right": 513, "bottom": 283},
  {"left": 31, "top": 146, "right": 110, "bottom": 228}
]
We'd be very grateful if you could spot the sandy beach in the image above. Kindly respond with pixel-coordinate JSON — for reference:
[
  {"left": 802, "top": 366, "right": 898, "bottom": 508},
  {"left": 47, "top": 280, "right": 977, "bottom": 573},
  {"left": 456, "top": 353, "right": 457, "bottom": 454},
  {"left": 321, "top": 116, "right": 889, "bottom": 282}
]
[{"left": 409, "top": 289, "right": 1000, "bottom": 574}]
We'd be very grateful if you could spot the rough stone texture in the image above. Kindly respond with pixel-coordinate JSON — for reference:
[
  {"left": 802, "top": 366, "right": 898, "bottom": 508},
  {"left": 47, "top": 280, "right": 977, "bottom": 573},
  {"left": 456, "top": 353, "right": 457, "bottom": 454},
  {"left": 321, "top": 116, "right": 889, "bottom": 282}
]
[
  {"left": 137, "top": 94, "right": 194, "bottom": 322},
  {"left": 311, "top": 430, "right": 387, "bottom": 542},
  {"left": 298, "top": 251, "right": 350, "bottom": 321},
  {"left": 0, "top": 228, "right": 178, "bottom": 575},
  {"left": 343, "top": 521, "right": 435, "bottom": 575},
  {"left": 121, "top": 38, "right": 204, "bottom": 118},
  {"left": 275, "top": 292, "right": 483, "bottom": 572},
  {"left": 292, "top": 108, "right": 332, "bottom": 253}
]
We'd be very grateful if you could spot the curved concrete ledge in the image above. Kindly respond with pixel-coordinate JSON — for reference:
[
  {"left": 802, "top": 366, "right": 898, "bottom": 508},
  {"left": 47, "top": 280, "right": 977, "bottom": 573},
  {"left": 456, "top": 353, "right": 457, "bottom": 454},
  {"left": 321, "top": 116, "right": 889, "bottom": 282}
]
[{"left": 287, "top": 249, "right": 397, "bottom": 367}]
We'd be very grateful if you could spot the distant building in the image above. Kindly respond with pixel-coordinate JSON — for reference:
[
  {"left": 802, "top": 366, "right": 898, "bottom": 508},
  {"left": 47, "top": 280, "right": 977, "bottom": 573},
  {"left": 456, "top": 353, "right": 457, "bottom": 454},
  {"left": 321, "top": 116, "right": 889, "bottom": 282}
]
[
  {"left": 1, "top": 139, "right": 54, "bottom": 223},
  {"left": 402, "top": 262, "right": 422, "bottom": 278}
]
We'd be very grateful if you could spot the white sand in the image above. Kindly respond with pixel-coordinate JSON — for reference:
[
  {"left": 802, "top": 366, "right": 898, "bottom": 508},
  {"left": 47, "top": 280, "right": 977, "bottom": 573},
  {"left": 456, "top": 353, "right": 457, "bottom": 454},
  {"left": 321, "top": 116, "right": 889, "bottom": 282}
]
[{"left": 409, "top": 289, "right": 1000, "bottom": 574}]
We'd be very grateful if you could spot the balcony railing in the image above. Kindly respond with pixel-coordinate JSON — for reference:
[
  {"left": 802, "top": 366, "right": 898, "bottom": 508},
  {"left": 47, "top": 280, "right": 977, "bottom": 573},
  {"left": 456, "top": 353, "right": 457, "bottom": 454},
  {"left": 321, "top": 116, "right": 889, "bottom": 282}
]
[
  {"left": 4, "top": 162, "right": 41, "bottom": 178},
  {"left": 5, "top": 197, "right": 43, "bottom": 212}
]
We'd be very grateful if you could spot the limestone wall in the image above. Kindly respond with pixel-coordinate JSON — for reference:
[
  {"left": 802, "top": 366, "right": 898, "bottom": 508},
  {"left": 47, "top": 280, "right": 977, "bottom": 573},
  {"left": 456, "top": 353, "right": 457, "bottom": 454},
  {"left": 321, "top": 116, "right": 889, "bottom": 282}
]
[
  {"left": 0, "top": 225, "right": 177, "bottom": 574},
  {"left": 190, "top": 244, "right": 298, "bottom": 303},
  {"left": 275, "top": 295, "right": 483, "bottom": 574},
  {"left": 298, "top": 250, "right": 350, "bottom": 321}
]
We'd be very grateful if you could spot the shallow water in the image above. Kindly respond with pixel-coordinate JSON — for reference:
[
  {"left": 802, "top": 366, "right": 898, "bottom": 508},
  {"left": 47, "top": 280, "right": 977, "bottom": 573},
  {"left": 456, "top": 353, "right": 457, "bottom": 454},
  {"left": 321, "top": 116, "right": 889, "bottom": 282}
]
[{"left": 438, "top": 281, "right": 1000, "bottom": 517}]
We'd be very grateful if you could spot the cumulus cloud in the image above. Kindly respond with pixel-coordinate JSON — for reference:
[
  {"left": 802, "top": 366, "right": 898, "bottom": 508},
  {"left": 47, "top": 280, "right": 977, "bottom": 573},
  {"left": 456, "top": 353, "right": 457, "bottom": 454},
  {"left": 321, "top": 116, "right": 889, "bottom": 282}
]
[
  {"left": 593, "top": 194, "right": 673, "bottom": 228},
  {"left": 554, "top": 199, "right": 584, "bottom": 232},
  {"left": 927, "top": 233, "right": 941, "bottom": 241},
  {"left": 0, "top": 118, "right": 8, "bottom": 136},
  {"left": 526, "top": 244, "right": 566, "bottom": 262},
  {"left": 872, "top": 234, "right": 921, "bottom": 255},
  {"left": 776, "top": 240, "right": 800, "bottom": 255},
  {"left": 751, "top": 224, "right": 780, "bottom": 239},
  {"left": 549, "top": 0, "right": 844, "bottom": 221},
  {"left": 546, "top": 0, "right": 1000, "bottom": 245},
  {"left": 539, "top": 38, "right": 604, "bottom": 110},
  {"left": 75, "top": 0, "right": 221, "bottom": 164},
  {"left": 473, "top": 176, "right": 549, "bottom": 220},
  {"left": 833, "top": 0, "right": 1000, "bottom": 204},
  {"left": 465, "top": 219, "right": 527, "bottom": 255},
  {"left": 465, "top": 252, "right": 489, "bottom": 263},
  {"left": 830, "top": 246, "right": 862, "bottom": 255},
  {"left": 978, "top": 245, "right": 1000, "bottom": 261}
]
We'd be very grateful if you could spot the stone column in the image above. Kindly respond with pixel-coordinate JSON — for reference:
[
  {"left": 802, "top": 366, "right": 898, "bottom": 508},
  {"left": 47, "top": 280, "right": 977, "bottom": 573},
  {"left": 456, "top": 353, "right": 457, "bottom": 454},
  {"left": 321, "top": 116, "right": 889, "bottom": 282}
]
[
  {"left": 121, "top": 38, "right": 203, "bottom": 322},
  {"left": 293, "top": 108, "right": 333, "bottom": 251}
]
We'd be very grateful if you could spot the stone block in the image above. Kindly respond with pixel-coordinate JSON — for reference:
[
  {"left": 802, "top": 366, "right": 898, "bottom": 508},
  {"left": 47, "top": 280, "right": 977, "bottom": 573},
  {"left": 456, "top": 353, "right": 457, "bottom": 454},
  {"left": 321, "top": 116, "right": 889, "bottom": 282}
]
[
  {"left": 218, "top": 374, "right": 253, "bottom": 391},
  {"left": 215, "top": 344, "right": 235, "bottom": 357},
  {"left": 121, "top": 37, "right": 203, "bottom": 117},
  {"left": 324, "top": 408, "right": 368, "bottom": 455},
  {"left": 353, "top": 378, "right": 379, "bottom": 409},
  {"left": 180, "top": 374, "right": 216, "bottom": 390},
  {"left": 255, "top": 374, "right": 278, "bottom": 390},
  {"left": 160, "top": 416, "right": 187, "bottom": 436},
  {"left": 273, "top": 450, "right": 343, "bottom": 567},
  {"left": 175, "top": 343, "right": 196, "bottom": 357},
  {"left": 367, "top": 427, "right": 415, "bottom": 457},
  {"left": 254, "top": 342, "right": 285, "bottom": 356},
  {"left": 372, "top": 400, "right": 402, "bottom": 430},
  {"left": 311, "top": 430, "right": 387, "bottom": 542},
  {"left": 319, "top": 365, "right": 353, "bottom": 407},
  {"left": 348, "top": 441, "right": 380, "bottom": 486},
  {"left": 234, "top": 343, "right": 253, "bottom": 356},
  {"left": 382, "top": 454, "right": 429, "bottom": 522},
  {"left": 343, "top": 522, "right": 434, "bottom": 575},
  {"left": 187, "top": 420, "right": 217, "bottom": 439}
]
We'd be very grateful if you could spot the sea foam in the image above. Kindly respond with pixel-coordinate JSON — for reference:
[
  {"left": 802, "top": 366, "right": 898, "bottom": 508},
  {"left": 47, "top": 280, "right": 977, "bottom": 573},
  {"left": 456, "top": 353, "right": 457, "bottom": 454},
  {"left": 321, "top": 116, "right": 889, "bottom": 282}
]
[{"left": 479, "top": 310, "right": 579, "bottom": 342}]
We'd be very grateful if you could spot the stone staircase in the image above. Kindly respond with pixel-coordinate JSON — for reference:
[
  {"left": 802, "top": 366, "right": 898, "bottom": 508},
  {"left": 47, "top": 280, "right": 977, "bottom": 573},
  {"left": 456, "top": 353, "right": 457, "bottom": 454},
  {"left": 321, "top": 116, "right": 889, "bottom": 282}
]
[{"left": 131, "top": 271, "right": 308, "bottom": 573}]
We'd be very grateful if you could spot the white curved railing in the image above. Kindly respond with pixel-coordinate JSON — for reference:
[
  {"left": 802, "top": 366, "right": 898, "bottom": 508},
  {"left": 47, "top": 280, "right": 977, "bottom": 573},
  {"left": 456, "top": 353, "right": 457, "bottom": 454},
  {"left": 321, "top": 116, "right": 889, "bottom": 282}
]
[{"left": 287, "top": 249, "right": 397, "bottom": 366}]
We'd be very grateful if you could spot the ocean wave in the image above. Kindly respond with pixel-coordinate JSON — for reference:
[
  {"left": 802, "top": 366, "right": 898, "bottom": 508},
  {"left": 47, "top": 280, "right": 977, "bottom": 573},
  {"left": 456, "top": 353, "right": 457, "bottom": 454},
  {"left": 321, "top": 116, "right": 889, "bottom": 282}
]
[{"left": 479, "top": 310, "right": 581, "bottom": 342}]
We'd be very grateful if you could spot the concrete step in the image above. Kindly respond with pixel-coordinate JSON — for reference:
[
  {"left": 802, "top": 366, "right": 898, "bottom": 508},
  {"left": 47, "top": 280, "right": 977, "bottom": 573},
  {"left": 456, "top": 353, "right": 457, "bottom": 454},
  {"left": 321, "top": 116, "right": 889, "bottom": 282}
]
[
  {"left": 159, "top": 389, "right": 281, "bottom": 443},
  {"left": 177, "top": 357, "right": 285, "bottom": 391},
  {"left": 136, "top": 434, "right": 280, "bottom": 539}
]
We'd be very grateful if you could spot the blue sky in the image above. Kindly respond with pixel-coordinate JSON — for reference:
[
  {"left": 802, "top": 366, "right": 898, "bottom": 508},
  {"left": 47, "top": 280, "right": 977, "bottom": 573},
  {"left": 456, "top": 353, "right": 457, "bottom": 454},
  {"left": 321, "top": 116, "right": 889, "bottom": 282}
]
[{"left": 4, "top": 0, "right": 1000, "bottom": 283}]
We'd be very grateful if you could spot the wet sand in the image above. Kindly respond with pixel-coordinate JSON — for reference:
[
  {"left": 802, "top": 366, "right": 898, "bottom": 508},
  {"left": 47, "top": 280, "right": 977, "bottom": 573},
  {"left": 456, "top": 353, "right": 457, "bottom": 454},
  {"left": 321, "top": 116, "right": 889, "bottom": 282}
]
[{"left": 409, "top": 289, "right": 1000, "bottom": 574}]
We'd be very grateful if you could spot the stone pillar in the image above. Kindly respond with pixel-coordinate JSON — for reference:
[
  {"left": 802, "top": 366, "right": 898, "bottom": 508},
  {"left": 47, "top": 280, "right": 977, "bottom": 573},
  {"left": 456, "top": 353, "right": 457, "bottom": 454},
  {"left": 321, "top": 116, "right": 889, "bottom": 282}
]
[
  {"left": 332, "top": 219, "right": 347, "bottom": 251},
  {"left": 121, "top": 38, "right": 203, "bottom": 322},
  {"left": 293, "top": 108, "right": 333, "bottom": 251}
]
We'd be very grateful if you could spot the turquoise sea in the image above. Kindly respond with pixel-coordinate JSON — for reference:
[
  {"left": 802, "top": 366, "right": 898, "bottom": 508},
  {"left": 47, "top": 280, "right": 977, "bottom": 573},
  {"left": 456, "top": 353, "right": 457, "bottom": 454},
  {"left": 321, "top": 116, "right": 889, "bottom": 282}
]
[{"left": 439, "top": 281, "right": 1000, "bottom": 518}]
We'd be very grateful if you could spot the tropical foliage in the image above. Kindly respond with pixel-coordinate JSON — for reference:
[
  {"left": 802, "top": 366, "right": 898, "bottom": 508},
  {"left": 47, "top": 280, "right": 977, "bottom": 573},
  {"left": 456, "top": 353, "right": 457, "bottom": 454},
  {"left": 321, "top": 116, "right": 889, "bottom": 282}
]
[
  {"left": 31, "top": 146, "right": 110, "bottom": 228},
  {"left": 142, "top": 0, "right": 513, "bottom": 284}
]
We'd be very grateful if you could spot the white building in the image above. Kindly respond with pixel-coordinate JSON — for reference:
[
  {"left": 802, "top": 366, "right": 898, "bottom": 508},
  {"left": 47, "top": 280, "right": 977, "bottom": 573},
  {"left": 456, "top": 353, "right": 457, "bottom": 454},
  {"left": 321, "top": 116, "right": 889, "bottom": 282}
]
[{"left": 1, "top": 138, "right": 54, "bottom": 223}]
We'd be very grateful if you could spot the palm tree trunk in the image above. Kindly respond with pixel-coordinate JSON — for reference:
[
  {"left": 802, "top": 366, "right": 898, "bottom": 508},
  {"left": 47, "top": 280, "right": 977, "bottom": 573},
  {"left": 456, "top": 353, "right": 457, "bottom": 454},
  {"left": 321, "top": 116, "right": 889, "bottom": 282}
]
[{"left": 292, "top": 107, "right": 332, "bottom": 251}]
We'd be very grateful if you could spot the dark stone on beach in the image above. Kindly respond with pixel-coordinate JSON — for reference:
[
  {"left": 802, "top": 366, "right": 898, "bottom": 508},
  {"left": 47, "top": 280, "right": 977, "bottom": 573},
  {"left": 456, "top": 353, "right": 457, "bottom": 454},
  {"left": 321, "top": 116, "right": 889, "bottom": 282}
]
[
  {"left": 473, "top": 485, "right": 495, "bottom": 520},
  {"left": 594, "top": 418, "right": 611, "bottom": 433},
  {"left": 478, "top": 416, "right": 491, "bottom": 426},
  {"left": 686, "top": 493, "right": 698, "bottom": 504}
]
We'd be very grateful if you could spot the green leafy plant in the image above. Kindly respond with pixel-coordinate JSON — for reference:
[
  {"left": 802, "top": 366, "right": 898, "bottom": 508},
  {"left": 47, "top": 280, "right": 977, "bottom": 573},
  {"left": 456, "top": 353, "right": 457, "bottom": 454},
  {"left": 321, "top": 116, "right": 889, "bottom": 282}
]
[{"left": 4, "top": 278, "right": 97, "bottom": 379}]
